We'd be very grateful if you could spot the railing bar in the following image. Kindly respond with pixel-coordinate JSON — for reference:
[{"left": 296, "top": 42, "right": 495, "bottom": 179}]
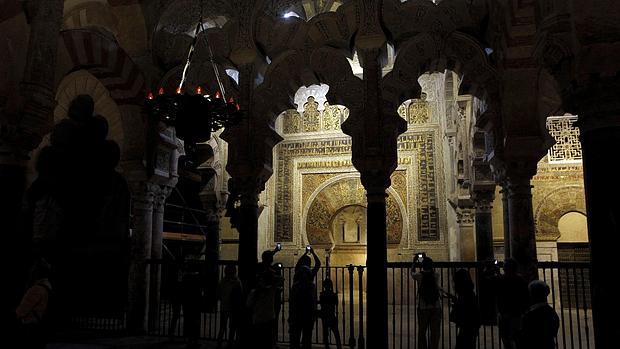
[
  {"left": 440, "top": 267, "right": 445, "bottom": 349},
  {"left": 572, "top": 267, "right": 583, "bottom": 349},
  {"left": 558, "top": 267, "right": 568, "bottom": 349},
  {"left": 348, "top": 265, "right": 355, "bottom": 348},
  {"left": 407, "top": 265, "right": 411, "bottom": 349},
  {"left": 391, "top": 267, "right": 396, "bottom": 349},
  {"left": 400, "top": 267, "right": 404, "bottom": 349},
  {"left": 566, "top": 267, "right": 575, "bottom": 349},
  {"left": 358, "top": 266, "right": 365, "bottom": 349},
  {"left": 580, "top": 267, "right": 590, "bottom": 349}
]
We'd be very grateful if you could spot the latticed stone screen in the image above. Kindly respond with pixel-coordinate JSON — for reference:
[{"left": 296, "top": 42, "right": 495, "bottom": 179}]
[{"left": 546, "top": 115, "right": 582, "bottom": 164}]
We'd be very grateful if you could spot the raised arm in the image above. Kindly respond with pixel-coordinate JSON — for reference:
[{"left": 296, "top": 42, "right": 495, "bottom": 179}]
[{"left": 311, "top": 248, "right": 321, "bottom": 276}]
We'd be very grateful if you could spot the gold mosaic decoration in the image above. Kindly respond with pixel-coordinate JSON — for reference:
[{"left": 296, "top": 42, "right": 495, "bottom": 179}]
[
  {"left": 304, "top": 177, "right": 403, "bottom": 245},
  {"left": 397, "top": 97, "right": 431, "bottom": 125},
  {"left": 283, "top": 109, "right": 302, "bottom": 134},
  {"left": 282, "top": 97, "right": 348, "bottom": 134},
  {"left": 302, "top": 97, "right": 320, "bottom": 132},
  {"left": 275, "top": 133, "right": 439, "bottom": 242},
  {"left": 546, "top": 115, "right": 582, "bottom": 163}
]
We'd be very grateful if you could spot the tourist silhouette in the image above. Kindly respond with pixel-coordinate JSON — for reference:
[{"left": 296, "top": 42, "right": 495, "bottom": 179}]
[
  {"left": 247, "top": 270, "right": 276, "bottom": 349},
  {"left": 493, "top": 258, "right": 529, "bottom": 349},
  {"left": 517, "top": 280, "right": 560, "bottom": 349},
  {"left": 411, "top": 255, "right": 441, "bottom": 349},
  {"left": 289, "top": 265, "right": 317, "bottom": 349},
  {"left": 319, "top": 278, "right": 342, "bottom": 349},
  {"left": 451, "top": 269, "right": 480, "bottom": 349},
  {"left": 217, "top": 264, "right": 243, "bottom": 349}
]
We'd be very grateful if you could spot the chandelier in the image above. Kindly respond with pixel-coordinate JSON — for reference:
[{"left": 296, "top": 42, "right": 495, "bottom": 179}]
[{"left": 145, "top": 4, "right": 243, "bottom": 147}]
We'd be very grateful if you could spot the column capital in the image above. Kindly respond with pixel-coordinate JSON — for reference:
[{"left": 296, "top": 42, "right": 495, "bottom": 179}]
[
  {"left": 456, "top": 207, "right": 475, "bottom": 226},
  {"left": 152, "top": 185, "right": 174, "bottom": 212},
  {"left": 472, "top": 189, "right": 495, "bottom": 212}
]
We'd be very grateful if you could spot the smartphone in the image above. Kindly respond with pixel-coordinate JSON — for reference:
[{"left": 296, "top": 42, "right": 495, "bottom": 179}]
[{"left": 415, "top": 252, "right": 426, "bottom": 263}]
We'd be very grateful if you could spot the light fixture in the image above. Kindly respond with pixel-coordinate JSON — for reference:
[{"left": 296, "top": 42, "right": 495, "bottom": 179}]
[{"left": 145, "top": 2, "right": 243, "bottom": 160}]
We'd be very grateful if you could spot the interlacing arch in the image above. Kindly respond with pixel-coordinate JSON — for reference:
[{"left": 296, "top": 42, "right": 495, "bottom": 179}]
[
  {"left": 59, "top": 29, "right": 146, "bottom": 106},
  {"left": 382, "top": 31, "right": 500, "bottom": 124},
  {"left": 254, "top": 47, "right": 362, "bottom": 126}
]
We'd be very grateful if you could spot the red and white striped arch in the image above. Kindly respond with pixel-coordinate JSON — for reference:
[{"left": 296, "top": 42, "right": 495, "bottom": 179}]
[{"left": 60, "top": 29, "right": 145, "bottom": 105}]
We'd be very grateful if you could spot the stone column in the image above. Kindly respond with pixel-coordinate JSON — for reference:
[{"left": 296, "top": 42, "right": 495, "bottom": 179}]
[
  {"left": 200, "top": 172, "right": 223, "bottom": 312},
  {"left": 570, "top": 78, "right": 620, "bottom": 347},
  {"left": 473, "top": 189, "right": 497, "bottom": 325},
  {"left": 149, "top": 185, "right": 171, "bottom": 329},
  {"left": 579, "top": 126, "right": 620, "bottom": 348},
  {"left": 505, "top": 164, "right": 538, "bottom": 281},
  {"left": 237, "top": 190, "right": 260, "bottom": 288},
  {"left": 127, "top": 182, "right": 155, "bottom": 334},
  {"left": 364, "top": 183, "right": 389, "bottom": 349},
  {"left": 456, "top": 207, "right": 476, "bottom": 261},
  {"left": 473, "top": 190, "right": 495, "bottom": 262}
]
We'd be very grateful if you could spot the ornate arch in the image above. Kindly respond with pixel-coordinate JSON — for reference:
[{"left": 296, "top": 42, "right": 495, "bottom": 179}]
[
  {"left": 382, "top": 31, "right": 499, "bottom": 119},
  {"left": 534, "top": 185, "right": 587, "bottom": 241},
  {"left": 58, "top": 29, "right": 146, "bottom": 105},
  {"left": 254, "top": 46, "right": 363, "bottom": 125},
  {"left": 255, "top": 10, "right": 354, "bottom": 58},
  {"left": 302, "top": 175, "right": 406, "bottom": 247}
]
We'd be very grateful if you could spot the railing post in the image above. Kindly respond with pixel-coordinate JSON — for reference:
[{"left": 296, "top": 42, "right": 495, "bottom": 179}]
[
  {"left": 357, "top": 265, "right": 365, "bottom": 349},
  {"left": 348, "top": 264, "right": 356, "bottom": 348}
]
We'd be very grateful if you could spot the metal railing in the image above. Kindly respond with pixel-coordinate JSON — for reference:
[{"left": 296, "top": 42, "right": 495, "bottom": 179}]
[{"left": 141, "top": 260, "right": 593, "bottom": 349}]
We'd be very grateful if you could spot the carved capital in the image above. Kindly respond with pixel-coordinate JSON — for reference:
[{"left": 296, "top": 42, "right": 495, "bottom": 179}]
[
  {"left": 152, "top": 185, "right": 174, "bottom": 213},
  {"left": 472, "top": 190, "right": 495, "bottom": 213},
  {"left": 127, "top": 181, "right": 157, "bottom": 211},
  {"left": 456, "top": 207, "right": 475, "bottom": 226}
]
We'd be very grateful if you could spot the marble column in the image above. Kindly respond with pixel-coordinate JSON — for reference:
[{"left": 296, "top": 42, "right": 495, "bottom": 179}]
[
  {"left": 200, "top": 180, "right": 223, "bottom": 312},
  {"left": 500, "top": 183, "right": 511, "bottom": 259},
  {"left": 127, "top": 183, "right": 155, "bottom": 334},
  {"left": 473, "top": 190, "right": 495, "bottom": 262},
  {"left": 365, "top": 185, "right": 388, "bottom": 349},
  {"left": 473, "top": 189, "right": 497, "bottom": 325},
  {"left": 505, "top": 165, "right": 538, "bottom": 281},
  {"left": 456, "top": 207, "right": 476, "bottom": 261},
  {"left": 237, "top": 192, "right": 260, "bottom": 289},
  {"left": 355, "top": 43, "right": 394, "bottom": 349},
  {"left": 149, "top": 186, "right": 171, "bottom": 330},
  {"left": 579, "top": 126, "right": 620, "bottom": 348}
]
